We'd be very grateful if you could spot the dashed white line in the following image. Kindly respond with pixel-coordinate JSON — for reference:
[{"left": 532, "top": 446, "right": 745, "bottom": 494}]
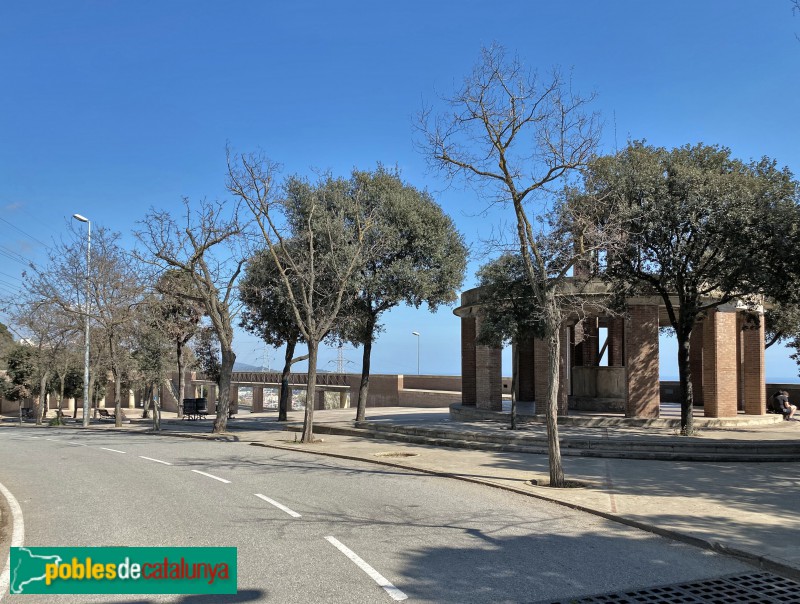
[
  {"left": 100, "top": 447, "right": 126, "bottom": 454},
  {"left": 139, "top": 456, "right": 172, "bottom": 465},
  {"left": 325, "top": 536, "right": 407, "bottom": 601},
  {"left": 66, "top": 442, "right": 86, "bottom": 446},
  {"left": 254, "top": 494, "right": 301, "bottom": 518},
  {"left": 0, "top": 479, "right": 26, "bottom": 599},
  {"left": 191, "top": 470, "right": 230, "bottom": 484}
]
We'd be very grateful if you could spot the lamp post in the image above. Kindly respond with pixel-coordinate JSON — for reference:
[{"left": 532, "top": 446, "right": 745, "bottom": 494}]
[
  {"left": 73, "top": 213, "right": 91, "bottom": 427},
  {"left": 411, "top": 331, "right": 420, "bottom": 375}
]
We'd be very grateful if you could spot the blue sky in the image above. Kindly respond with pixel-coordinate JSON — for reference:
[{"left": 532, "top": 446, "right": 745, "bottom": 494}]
[{"left": 1, "top": 1, "right": 799, "bottom": 380}]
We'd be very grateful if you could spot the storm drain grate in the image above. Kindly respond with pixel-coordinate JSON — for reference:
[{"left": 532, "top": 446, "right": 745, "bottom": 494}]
[{"left": 544, "top": 572, "right": 800, "bottom": 603}]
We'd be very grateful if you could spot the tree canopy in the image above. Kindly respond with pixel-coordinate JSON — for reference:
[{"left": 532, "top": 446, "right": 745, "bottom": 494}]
[{"left": 587, "top": 141, "right": 800, "bottom": 433}]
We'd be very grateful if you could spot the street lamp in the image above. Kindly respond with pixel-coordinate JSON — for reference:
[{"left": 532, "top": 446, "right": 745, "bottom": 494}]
[
  {"left": 73, "top": 213, "right": 91, "bottom": 427},
  {"left": 411, "top": 331, "right": 420, "bottom": 375}
]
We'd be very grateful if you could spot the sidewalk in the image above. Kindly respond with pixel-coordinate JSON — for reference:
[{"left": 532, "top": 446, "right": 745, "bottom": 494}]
[{"left": 3, "top": 406, "right": 800, "bottom": 580}]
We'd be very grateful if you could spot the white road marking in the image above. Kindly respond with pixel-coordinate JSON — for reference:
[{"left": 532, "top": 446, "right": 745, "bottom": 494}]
[
  {"left": 44, "top": 438, "right": 57, "bottom": 441},
  {"left": 139, "top": 456, "right": 172, "bottom": 465},
  {"left": 254, "top": 494, "right": 301, "bottom": 518},
  {"left": 100, "top": 447, "right": 126, "bottom": 454},
  {"left": 191, "top": 470, "right": 230, "bottom": 484},
  {"left": 325, "top": 536, "right": 407, "bottom": 601},
  {"left": 0, "top": 479, "right": 26, "bottom": 600},
  {"left": 66, "top": 442, "right": 86, "bottom": 446}
]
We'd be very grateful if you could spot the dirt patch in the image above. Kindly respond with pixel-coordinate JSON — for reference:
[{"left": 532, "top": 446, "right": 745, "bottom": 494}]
[{"left": 373, "top": 451, "right": 420, "bottom": 458}]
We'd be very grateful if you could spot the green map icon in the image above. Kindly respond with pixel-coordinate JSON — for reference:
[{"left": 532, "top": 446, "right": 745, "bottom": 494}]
[{"left": 10, "top": 547, "right": 63, "bottom": 594}]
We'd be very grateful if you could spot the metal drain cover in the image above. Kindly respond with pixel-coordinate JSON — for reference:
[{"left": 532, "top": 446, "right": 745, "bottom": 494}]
[{"left": 543, "top": 572, "right": 800, "bottom": 603}]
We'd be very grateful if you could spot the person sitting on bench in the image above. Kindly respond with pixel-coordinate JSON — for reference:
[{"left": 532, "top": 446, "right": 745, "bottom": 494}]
[{"left": 776, "top": 391, "right": 797, "bottom": 421}]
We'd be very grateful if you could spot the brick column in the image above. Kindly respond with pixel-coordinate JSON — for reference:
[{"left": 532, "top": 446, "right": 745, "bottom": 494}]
[
  {"left": 252, "top": 386, "right": 264, "bottom": 413},
  {"left": 572, "top": 323, "right": 584, "bottom": 367},
  {"left": 741, "top": 311, "right": 766, "bottom": 415},
  {"left": 532, "top": 330, "right": 569, "bottom": 415},
  {"left": 702, "top": 307, "right": 738, "bottom": 417},
  {"left": 625, "top": 304, "right": 660, "bottom": 418},
  {"left": 582, "top": 317, "right": 600, "bottom": 366},
  {"left": 533, "top": 336, "right": 549, "bottom": 407},
  {"left": 475, "top": 315, "right": 502, "bottom": 410},
  {"left": 461, "top": 316, "right": 477, "bottom": 406},
  {"left": 558, "top": 326, "right": 569, "bottom": 415},
  {"left": 516, "top": 336, "right": 535, "bottom": 403},
  {"left": 607, "top": 317, "right": 624, "bottom": 366},
  {"left": 689, "top": 323, "right": 704, "bottom": 405}
]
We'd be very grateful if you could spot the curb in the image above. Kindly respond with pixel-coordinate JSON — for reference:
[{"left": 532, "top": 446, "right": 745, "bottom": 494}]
[{"left": 246, "top": 438, "right": 800, "bottom": 583}]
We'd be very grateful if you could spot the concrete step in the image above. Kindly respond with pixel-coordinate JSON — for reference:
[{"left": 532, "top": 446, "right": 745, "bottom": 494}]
[
  {"left": 285, "top": 421, "right": 800, "bottom": 461},
  {"left": 358, "top": 421, "right": 798, "bottom": 452}
]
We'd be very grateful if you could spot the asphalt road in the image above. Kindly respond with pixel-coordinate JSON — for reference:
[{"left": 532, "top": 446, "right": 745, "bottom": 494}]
[{"left": 0, "top": 426, "right": 754, "bottom": 603}]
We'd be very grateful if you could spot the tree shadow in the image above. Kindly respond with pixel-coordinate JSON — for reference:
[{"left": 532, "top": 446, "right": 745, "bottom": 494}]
[{"left": 392, "top": 532, "right": 754, "bottom": 603}]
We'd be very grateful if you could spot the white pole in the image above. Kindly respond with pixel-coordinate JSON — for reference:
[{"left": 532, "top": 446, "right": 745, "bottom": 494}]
[
  {"left": 412, "top": 332, "right": 420, "bottom": 375},
  {"left": 73, "top": 214, "right": 91, "bottom": 427}
]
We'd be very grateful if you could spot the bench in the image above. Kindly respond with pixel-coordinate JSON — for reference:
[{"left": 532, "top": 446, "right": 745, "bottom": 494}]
[
  {"left": 182, "top": 398, "right": 208, "bottom": 421},
  {"left": 97, "top": 409, "right": 115, "bottom": 421}
]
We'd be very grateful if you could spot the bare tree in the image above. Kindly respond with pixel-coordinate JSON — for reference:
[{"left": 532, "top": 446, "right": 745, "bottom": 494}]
[
  {"left": 15, "top": 225, "right": 141, "bottom": 427},
  {"left": 153, "top": 270, "right": 203, "bottom": 418},
  {"left": 419, "top": 44, "right": 602, "bottom": 487},
  {"left": 227, "top": 151, "right": 371, "bottom": 443},
  {"left": 137, "top": 199, "right": 244, "bottom": 434}
]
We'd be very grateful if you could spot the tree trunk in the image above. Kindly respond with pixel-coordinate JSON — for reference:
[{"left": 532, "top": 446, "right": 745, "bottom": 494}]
[
  {"left": 356, "top": 321, "right": 375, "bottom": 423},
  {"left": 114, "top": 372, "right": 123, "bottom": 428},
  {"left": 301, "top": 340, "right": 318, "bottom": 443},
  {"left": 510, "top": 341, "right": 518, "bottom": 430},
  {"left": 36, "top": 373, "right": 48, "bottom": 425},
  {"left": 677, "top": 327, "right": 694, "bottom": 436},
  {"left": 545, "top": 317, "right": 565, "bottom": 487},
  {"left": 58, "top": 374, "right": 66, "bottom": 422},
  {"left": 279, "top": 338, "right": 297, "bottom": 422},
  {"left": 142, "top": 386, "right": 151, "bottom": 418},
  {"left": 176, "top": 341, "right": 185, "bottom": 419},
  {"left": 151, "top": 384, "right": 161, "bottom": 431},
  {"left": 212, "top": 347, "right": 236, "bottom": 433}
]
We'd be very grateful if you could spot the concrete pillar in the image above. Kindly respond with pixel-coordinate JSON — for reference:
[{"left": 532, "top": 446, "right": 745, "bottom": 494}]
[
  {"left": 607, "top": 317, "right": 624, "bottom": 366},
  {"left": 515, "top": 336, "right": 535, "bottom": 403},
  {"left": 461, "top": 316, "right": 477, "bottom": 406},
  {"left": 625, "top": 304, "right": 660, "bottom": 418},
  {"left": 252, "top": 386, "right": 264, "bottom": 413},
  {"left": 690, "top": 323, "right": 704, "bottom": 405},
  {"left": 207, "top": 384, "right": 217, "bottom": 409},
  {"left": 702, "top": 307, "right": 739, "bottom": 418},
  {"left": 229, "top": 385, "right": 239, "bottom": 415},
  {"left": 741, "top": 311, "right": 766, "bottom": 415}
]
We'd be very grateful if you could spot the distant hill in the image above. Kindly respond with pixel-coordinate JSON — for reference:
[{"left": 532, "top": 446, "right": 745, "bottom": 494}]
[{"left": 233, "top": 362, "right": 273, "bottom": 372}]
